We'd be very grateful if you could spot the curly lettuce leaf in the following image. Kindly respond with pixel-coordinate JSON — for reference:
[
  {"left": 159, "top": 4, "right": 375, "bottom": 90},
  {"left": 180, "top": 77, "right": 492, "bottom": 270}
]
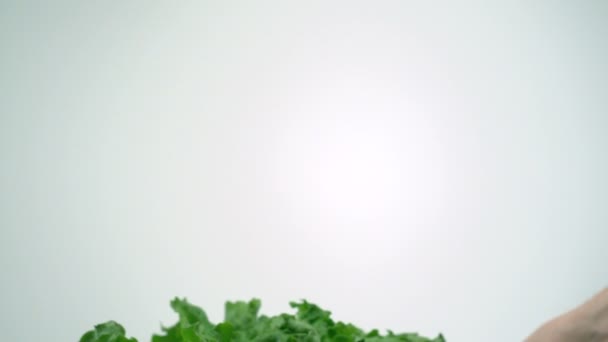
[
  {"left": 79, "top": 321, "right": 138, "bottom": 342},
  {"left": 82, "top": 298, "right": 446, "bottom": 342}
]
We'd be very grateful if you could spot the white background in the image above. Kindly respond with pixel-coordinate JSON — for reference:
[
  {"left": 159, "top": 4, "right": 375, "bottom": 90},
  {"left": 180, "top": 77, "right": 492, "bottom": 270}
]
[{"left": 1, "top": 1, "right": 607, "bottom": 341}]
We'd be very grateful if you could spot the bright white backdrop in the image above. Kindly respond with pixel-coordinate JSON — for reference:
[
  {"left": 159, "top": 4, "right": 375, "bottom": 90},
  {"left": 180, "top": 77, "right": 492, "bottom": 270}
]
[{"left": 1, "top": 1, "right": 607, "bottom": 341}]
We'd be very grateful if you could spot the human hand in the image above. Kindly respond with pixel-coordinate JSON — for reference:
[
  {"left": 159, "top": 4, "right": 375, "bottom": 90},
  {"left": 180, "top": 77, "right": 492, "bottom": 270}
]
[{"left": 525, "top": 287, "right": 608, "bottom": 342}]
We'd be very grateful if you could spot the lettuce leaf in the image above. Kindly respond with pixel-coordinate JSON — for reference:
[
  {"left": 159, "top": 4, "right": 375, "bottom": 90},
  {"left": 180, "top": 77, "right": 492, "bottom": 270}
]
[
  {"left": 81, "top": 298, "right": 445, "bottom": 342},
  {"left": 79, "top": 321, "right": 138, "bottom": 342}
]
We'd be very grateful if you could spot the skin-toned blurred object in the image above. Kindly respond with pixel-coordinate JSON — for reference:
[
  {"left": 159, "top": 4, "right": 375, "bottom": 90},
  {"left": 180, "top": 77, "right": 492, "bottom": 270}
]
[{"left": 525, "top": 287, "right": 608, "bottom": 342}]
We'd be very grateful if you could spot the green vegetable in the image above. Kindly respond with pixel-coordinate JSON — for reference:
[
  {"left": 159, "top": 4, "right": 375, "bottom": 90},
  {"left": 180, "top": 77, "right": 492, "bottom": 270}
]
[
  {"left": 80, "top": 298, "right": 445, "bottom": 342},
  {"left": 79, "top": 321, "right": 138, "bottom": 342}
]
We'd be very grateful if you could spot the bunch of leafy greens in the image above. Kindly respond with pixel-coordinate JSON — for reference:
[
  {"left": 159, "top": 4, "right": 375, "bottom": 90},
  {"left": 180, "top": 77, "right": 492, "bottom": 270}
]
[{"left": 80, "top": 298, "right": 446, "bottom": 342}]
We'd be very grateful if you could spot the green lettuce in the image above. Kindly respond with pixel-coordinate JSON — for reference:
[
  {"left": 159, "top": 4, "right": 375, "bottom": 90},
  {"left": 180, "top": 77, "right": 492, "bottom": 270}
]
[
  {"left": 80, "top": 298, "right": 445, "bottom": 342},
  {"left": 79, "top": 321, "right": 138, "bottom": 342}
]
